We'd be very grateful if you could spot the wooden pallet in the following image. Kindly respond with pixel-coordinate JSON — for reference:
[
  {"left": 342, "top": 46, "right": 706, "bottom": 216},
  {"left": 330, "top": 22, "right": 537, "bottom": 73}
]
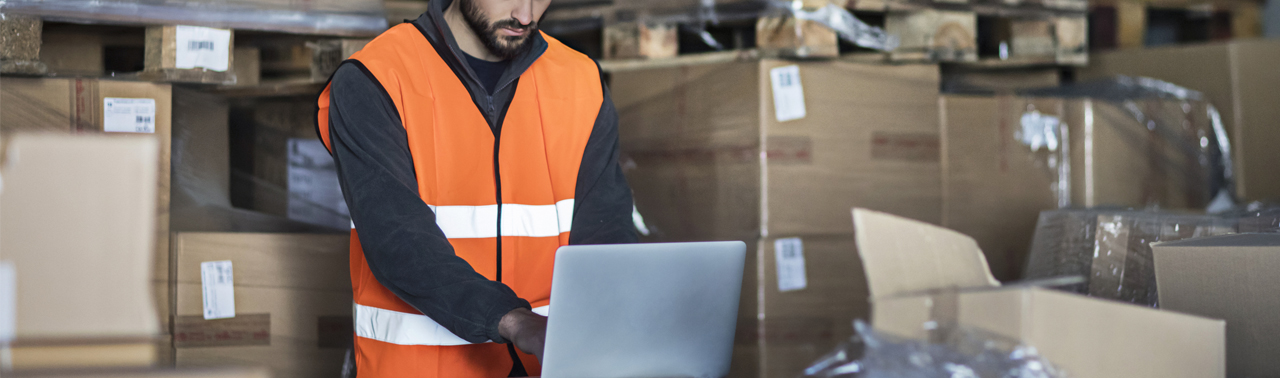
[
  {"left": 542, "top": 0, "right": 1089, "bottom": 67},
  {"left": 1, "top": 15, "right": 371, "bottom": 90},
  {"left": 1088, "top": 0, "right": 1262, "bottom": 50}
]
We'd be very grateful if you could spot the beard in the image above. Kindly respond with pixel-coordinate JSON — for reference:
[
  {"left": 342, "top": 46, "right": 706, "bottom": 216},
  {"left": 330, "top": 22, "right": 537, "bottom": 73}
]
[{"left": 459, "top": 0, "right": 538, "bottom": 60}]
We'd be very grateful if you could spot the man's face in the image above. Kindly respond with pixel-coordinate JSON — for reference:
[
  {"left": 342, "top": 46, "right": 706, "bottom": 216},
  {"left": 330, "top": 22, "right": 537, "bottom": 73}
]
[{"left": 459, "top": 0, "right": 552, "bottom": 60}]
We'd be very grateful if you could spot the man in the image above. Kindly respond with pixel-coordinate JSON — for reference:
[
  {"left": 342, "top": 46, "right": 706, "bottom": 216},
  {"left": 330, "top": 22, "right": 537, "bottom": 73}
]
[{"left": 314, "top": 0, "right": 637, "bottom": 376}]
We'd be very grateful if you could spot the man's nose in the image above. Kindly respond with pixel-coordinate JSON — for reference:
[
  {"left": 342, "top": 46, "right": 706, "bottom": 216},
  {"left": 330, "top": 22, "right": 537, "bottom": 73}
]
[{"left": 512, "top": 0, "right": 534, "bottom": 26}]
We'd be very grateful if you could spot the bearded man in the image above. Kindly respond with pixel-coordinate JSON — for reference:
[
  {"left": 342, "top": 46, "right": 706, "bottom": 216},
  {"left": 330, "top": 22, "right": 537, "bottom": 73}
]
[{"left": 315, "top": 0, "right": 636, "bottom": 376}]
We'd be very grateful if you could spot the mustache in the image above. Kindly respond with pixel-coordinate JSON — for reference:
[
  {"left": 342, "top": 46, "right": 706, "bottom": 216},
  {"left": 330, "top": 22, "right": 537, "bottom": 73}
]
[{"left": 492, "top": 18, "right": 536, "bottom": 32}]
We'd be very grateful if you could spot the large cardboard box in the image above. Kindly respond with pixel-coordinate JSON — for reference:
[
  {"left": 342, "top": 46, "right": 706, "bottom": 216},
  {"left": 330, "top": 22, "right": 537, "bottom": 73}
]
[
  {"left": 941, "top": 94, "right": 1219, "bottom": 280},
  {"left": 170, "top": 232, "right": 350, "bottom": 378},
  {"left": 10, "top": 367, "right": 270, "bottom": 378},
  {"left": 855, "top": 208, "right": 1227, "bottom": 378},
  {"left": 611, "top": 59, "right": 941, "bottom": 378},
  {"left": 1078, "top": 39, "right": 1280, "bottom": 202},
  {"left": 1153, "top": 233, "right": 1280, "bottom": 377},
  {"left": 614, "top": 59, "right": 942, "bottom": 240},
  {"left": 0, "top": 78, "right": 173, "bottom": 333},
  {"left": 0, "top": 135, "right": 163, "bottom": 368}
]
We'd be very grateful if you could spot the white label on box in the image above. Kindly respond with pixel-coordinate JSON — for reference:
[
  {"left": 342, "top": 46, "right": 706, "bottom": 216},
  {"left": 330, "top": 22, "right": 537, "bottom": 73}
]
[
  {"left": 0, "top": 261, "right": 14, "bottom": 343},
  {"left": 775, "top": 238, "right": 808, "bottom": 292},
  {"left": 175, "top": 25, "right": 232, "bottom": 72},
  {"left": 200, "top": 260, "right": 235, "bottom": 320},
  {"left": 770, "top": 65, "right": 807, "bottom": 122},
  {"left": 103, "top": 98, "right": 156, "bottom": 133}
]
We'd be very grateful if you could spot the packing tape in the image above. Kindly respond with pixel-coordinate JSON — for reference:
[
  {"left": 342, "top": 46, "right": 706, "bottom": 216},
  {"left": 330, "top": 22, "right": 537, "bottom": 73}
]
[{"left": 925, "top": 286, "right": 959, "bottom": 344}]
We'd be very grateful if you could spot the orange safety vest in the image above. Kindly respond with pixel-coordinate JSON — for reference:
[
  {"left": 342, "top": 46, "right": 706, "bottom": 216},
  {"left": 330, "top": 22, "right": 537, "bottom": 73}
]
[{"left": 316, "top": 23, "right": 603, "bottom": 377}]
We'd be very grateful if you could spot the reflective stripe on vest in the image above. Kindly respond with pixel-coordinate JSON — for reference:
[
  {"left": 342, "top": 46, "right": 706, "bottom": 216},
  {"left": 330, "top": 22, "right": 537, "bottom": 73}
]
[
  {"left": 348, "top": 200, "right": 575, "bottom": 238},
  {"left": 354, "top": 303, "right": 550, "bottom": 346}
]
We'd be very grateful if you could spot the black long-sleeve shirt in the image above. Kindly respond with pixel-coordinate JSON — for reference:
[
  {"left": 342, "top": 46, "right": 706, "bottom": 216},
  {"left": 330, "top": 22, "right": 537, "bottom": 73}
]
[{"left": 325, "top": 1, "right": 636, "bottom": 345}]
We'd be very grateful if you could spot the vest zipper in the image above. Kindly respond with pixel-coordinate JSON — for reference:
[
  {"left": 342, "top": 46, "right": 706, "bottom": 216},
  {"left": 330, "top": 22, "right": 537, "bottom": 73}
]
[{"left": 493, "top": 129, "right": 503, "bottom": 283}]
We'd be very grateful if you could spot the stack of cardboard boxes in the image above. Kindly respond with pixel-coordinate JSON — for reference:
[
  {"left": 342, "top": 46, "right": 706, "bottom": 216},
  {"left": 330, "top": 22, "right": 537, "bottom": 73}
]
[
  {"left": 0, "top": 134, "right": 267, "bottom": 378},
  {"left": 613, "top": 49, "right": 1247, "bottom": 374},
  {"left": 612, "top": 57, "right": 942, "bottom": 377}
]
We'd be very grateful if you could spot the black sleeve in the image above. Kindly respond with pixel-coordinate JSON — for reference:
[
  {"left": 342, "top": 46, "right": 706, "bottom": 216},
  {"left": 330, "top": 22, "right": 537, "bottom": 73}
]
[
  {"left": 569, "top": 79, "right": 639, "bottom": 245},
  {"left": 327, "top": 62, "right": 530, "bottom": 344}
]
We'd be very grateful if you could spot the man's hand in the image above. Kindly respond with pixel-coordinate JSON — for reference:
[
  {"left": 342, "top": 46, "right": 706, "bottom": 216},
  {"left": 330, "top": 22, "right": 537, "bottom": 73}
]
[{"left": 499, "top": 308, "right": 548, "bottom": 362}]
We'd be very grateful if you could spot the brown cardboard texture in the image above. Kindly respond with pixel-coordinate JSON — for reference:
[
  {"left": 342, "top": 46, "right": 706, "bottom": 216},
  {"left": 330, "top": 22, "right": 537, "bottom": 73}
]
[
  {"left": 1079, "top": 39, "right": 1280, "bottom": 203},
  {"left": 172, "top": 232, "right": 350, "bottom": 378},
  {"left": 854, "top": 208, "right": 1226, "bottom": 378},
  {"left": 1, "top": 134, "right": 160, "bottom": 340},
  {"left": 1, "top": 78, "right": 174, "bottom": 331},
  {"left": 1153, "top": 233, "right": 1280, "bottom": 377},
  {"left": 10, "top": 367, "right": 270, "bottom": 378},
  {"left": 614, "top": 58, "right": 942, "bottom": 240}
]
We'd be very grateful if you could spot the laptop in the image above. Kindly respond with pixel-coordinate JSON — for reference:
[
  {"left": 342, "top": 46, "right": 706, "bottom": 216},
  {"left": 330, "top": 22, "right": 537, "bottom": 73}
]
[{"left": 540, "top": 241, "right": 747, "bottom": 378}]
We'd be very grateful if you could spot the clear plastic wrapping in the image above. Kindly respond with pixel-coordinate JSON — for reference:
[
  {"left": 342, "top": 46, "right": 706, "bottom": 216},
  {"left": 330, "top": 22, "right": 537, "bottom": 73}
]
[
  {"left": 1018, "top": 76, "right": 1235, "bottom": 211},
  {"left": 1022, "top": 208, "right": 1277, "bottom": 307},
  {"left": 0, "top": 0, "right": 387, "bottom": 37},
  {"left": 804, "top": 321, "right": 1066, "bottom": 378},
  {"left": 171, "top": 88, "right": 345, "bottom": 233}
]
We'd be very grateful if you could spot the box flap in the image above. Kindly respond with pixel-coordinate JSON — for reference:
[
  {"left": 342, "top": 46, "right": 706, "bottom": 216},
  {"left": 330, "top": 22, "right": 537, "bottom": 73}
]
[
  {"left": 1153, "top": 233, "right": 1280, "bottom": 248},
  {"left": 853, "top": 208, "right": 999, "bottom": 299},
  {"left": 1153, "top": 234, "right": 1280, "bottom": 376}
]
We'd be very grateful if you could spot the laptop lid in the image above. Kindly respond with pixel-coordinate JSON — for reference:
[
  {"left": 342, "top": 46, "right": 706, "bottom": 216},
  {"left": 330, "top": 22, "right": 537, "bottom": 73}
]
[{"left": 541, "top": 241, "right": 747, "bottom": 378}]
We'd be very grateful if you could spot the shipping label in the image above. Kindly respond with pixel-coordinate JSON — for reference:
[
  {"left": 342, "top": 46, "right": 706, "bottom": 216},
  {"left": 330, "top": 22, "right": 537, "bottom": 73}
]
[
  {"left": 201, "top": 260, "right": 236, "bottom": 320},
  {"left": 770, "top": 65, "right": 807, "bottom": 122},
  {"left": 775, "top": 238, "right": 808, "bottom": 292},
  {"left": 175, "top": 25, "right": 232, "bottom": 72},
  {"left": 103, "top": 98, "right": 156, "bottom": 133}
]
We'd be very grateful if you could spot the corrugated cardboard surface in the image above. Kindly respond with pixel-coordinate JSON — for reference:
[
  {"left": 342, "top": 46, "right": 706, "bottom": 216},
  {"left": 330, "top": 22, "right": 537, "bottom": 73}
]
[
  {"left": 613, "top": 59, "right": 936, "bottom": 377},
  {"left": 730, "top": 235, "right": 870, "bottom": 378},
  {"left": 855, "top": 208, "right": 1226, "bottom": 378},
  {"left": 1153, "top": 234, "right": 1280, "bottom": 377},
  {"left": 0, "top": 78, "right": 174, "bottom": 332},
  {"left": 874, "top": 287, "right": 1226, "bottom": 378},
  {"left": 1079, "top": 39, "right": 1280, "bottom": 202},
  {"left": 941, "top": 95, "right": 1062, "bottom": 281},
  {"left": 10, "top": 367, "right": 270, "bottom": 378},
  {"left": 171, "top": 232, "right": 350, "bottom": 378},
  {"left": 614, "top": 59, "right": 941, "bottom": 240},
  {"left": 941, "top": 94, "right": 1216, "bottom": 280},
  {"left": 0, "top": 135, "right": 160, "bottom": 339}
]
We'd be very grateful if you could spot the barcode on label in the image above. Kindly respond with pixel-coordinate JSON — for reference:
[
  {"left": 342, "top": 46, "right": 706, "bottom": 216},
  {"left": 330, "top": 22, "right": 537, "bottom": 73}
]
[
  {"left": 188, "top": 41, "right": 215, "bottom": 51},
  {"left": 774, "top": 237, "right": 808, "bottom": 292},
  {"left": 104, "top": 97, "right": 157, "bottom": 133}
]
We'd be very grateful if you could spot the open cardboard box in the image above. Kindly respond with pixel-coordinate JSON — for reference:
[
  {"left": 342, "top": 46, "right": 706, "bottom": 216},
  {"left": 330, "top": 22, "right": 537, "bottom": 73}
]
[
  {"left": 853, "top": 208, "right": 1226, "bottom": 378},
  {"left": 1153, "top": 233, "right": 1280, "bottom": 377}
]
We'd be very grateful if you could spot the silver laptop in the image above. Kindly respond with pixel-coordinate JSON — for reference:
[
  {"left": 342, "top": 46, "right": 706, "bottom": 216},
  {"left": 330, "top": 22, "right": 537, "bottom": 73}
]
[{"left": 540, "top": 241, "right": 747, "bottom": 378}]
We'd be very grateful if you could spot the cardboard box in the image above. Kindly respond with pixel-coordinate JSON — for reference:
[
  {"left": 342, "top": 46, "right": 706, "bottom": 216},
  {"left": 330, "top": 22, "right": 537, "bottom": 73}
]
[
  {"left": 10, "top": 367, "right": 270, "bottom": 378},
  {"left": 1153, "top": 233, "right": 1280, "bottom": 377},
  {"left": 941, "top": 95, "right": 1219, "bottom": 280},
  {"left": 612, "top": 59, "right": 938, "bottom": 377},
  {"left": 614, "top": 58, "right": 942, "bottom": 240},
  {"left": 1, "top": 77, "right": 174, "bottom": 332},
  {"left": 941, "top": 95, "right": 1064, "bottom": 281},
  {"left": 8, "top": 342, "right": 162, "bottom": 370},
  {"left": 1078, "top": 39, "right": 1280, "bottom": 202},
  {"left": 729, "top": 235, "right": 870, "bottom": 378},
  {"left": 171, "top": 232, "right": 350, "bottom": 378},
  {"left": 854, "top": 208, "right": 1227, "bottom": 378},
  {"left": 0, "top": 135, "right": 162, "bottom": 368}
]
